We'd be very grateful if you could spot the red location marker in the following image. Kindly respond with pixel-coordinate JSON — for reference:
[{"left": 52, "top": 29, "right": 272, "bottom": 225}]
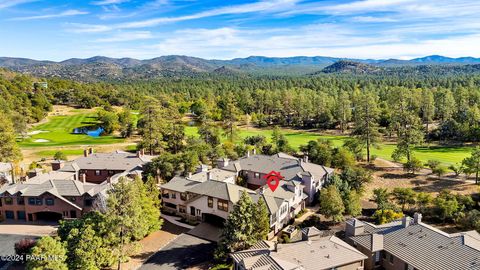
[{"left": 263, "top": 171, "right": 283, "bottom": 192}]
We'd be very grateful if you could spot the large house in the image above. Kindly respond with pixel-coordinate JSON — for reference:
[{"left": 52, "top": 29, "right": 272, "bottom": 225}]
[
  {"left": 0, "top": 171, "right": 110, "bottom": 221},
  {"left": 53, "top": 149, "right": 154, "bottom": 184},
  {"left": 161, "top": 152, "right": 333, "bottom": 237},
  {"left": 231, "top": 226, "right": 367, "bottom": 270},
  {"left": 0, "top": 150, "right": 153, "bottom": 222},
  {"left": 346, "top": 213, "right": 480, "bottom": 270}
]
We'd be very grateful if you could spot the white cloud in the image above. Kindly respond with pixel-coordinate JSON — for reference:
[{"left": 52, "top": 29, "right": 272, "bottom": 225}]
[
  {"left": 66, "top": 23, "right": 113, "bottom": 33},
  {"left": 92, "top": 0, "right": 130, "bottom": 5},
  {"left": 96, "top": 31, "right": 154, "bottom": 42},
  {"left": 10, "top": 9, "right": 88, "bottom": 21},
  {"left": 0, "top": 0, "right": 37, "bottom": 9},
  {"left": 351, "top": 16, "right": 397, "bottom": 23}
]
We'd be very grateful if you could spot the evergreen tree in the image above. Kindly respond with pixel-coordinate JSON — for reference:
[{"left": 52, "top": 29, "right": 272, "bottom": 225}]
[
  {"left": 27, "top": 236, "right": 68, "bottom": 270},
  {"left": 462, "top": 147, "right": 480, "bottom": 184},
  {"left": 0, "top": 113, "right": 22, "bottom": 162},
  {"left": 353, "top": 91, "right": 380, "bottom": 162},
  {"left": 345, "top": 190, "right": 362, "bottom": 217},
  {"left": 216, "top": 191, "right": 256, "bottom": 259},
  {"left": 335, "top": 91, "right": 352, "bottom": 133},
  {"left": 253, "top": 198, "right": 270, "bottom": 240}
]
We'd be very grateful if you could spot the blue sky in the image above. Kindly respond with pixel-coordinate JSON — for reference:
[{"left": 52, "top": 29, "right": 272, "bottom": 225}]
[{"left": 1, "top": 0, "right": 480, "bottom": 60}]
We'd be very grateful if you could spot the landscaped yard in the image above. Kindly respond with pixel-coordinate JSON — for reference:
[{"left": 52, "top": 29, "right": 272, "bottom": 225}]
[
  {"left": 19, "top": 109, "right": 124, "bottom": 148},
  {"left": 185, "top": 126, "right": 473, "bottom": 166}
]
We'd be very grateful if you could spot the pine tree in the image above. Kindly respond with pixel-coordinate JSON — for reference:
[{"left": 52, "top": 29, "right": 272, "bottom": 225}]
[
  {"left": 353, "top": 91, "right": 380, "bottom": 162},
  {"left": 26, "top": 236, "right": 68, "bottom": 270},
  {"left": 0, "top": 113, "right": 22, "bottom": 162},
  {"left": 216, "top": 191, "right": 256, "bottom": 260},
  {"left": 254, "top": 198, "right": 270, "bottom": 240}
]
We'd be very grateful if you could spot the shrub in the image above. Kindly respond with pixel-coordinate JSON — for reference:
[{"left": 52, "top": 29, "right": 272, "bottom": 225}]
[
  {"left": 14, "top": 238, "right": 37, "bottom": 257},
  {"left": 210, "top": 263, "right": 233, "bottom": 270},
  {"left": 278, "top": 233, "right": 291, "bottom": 244},
  {"left": 426, "top": 160, "right": 440, "bottom": 170},
  {"left": 432, "top": 166, "right": 448, "bottom": 177},
  {"left": 372, "top": 209, "right": 403, "bottom": 224},
  {"left": 370, "top": 155, "right": 377, "bottom": 162},
  {"left": 54, "top": 151, "right": 68, "bottom": 161}
]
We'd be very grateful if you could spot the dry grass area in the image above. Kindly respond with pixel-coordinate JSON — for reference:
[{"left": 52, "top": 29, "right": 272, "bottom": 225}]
[{"left": 362, "top": 158, "right": 479, "bottom": 203}]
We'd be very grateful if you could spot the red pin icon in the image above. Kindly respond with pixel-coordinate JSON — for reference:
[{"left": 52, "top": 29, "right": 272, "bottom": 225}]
[{"left": 263, "top": 171, "right": 283, "bottom": 192}]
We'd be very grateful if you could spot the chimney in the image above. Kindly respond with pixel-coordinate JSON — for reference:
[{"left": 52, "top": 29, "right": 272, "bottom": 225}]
[
  {"left": 206, "top": 171, "right": 211, "bottom": 180},
  {"left": 252, "top": 148, "right": 256, "bottom": 155},
  {"left": 303, "top": 155, "right": 309, "bottom": 163},
  {"left": 414, "top": 213, "right": 422, "bottom": 224},
  {"left": 370, "top": 234, "right": 384, "bottom": 251},
  {"left": 81, "top": 173, "right": 86, "bottom": 183},
  {"left": 259, "top": 186, "right": 266, "bottom": 194},
  {"left": 136, "top": 150, "right": 141, "bottom": 158},
  {"left": 88, "top": 148, "right": 93, "bottom": 155},
  {"left": 217, "top": 158, "right": 229, "bottom": 168},
  {"left": 247, "top": 150, "right": 250, "bottom": 157},
  {"left": 83, "top": 149, "right": 89, "bottom": 157},
  {"left": 402, "top": 216, "right": 412, "bottom": 228},
  {"left": 346, "top": 219, "right": 365, "bottom": 237},
  {"left": 274, "top": 241, "right": 278, "bottom": 252},
  {"left": 140, "top": 148, "right": 145, "bottom": 156},
  {"left": 51, "top": 160, "right": 64, "bottom": 171},
  {"left": 188, "top": 172, "right": 192, "bottom": 178}
]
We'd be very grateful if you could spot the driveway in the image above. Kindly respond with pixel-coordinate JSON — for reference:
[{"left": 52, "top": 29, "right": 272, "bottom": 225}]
[
  {"left": 186, "top": 222, "right": 222, "bottom": 242},
  {"left": 139, "top": 233, "right": 215, "bottom": 270}
]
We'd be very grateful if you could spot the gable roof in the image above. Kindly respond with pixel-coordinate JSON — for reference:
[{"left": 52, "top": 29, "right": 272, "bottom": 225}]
[
  {"left": 350, "top": 219, "right": 480, "bottom": 270},
  {"left": 60, "top": 151, "right": 155, "bottom": 172},
  {"left": 222, "top": 153, "right": 333, "bottom": 182},
  {"left": 185, "top": 180, "right": 255, "bottom": 203},
  {"left": 231, "top": 233, "right": 367, "bottom": 270}
]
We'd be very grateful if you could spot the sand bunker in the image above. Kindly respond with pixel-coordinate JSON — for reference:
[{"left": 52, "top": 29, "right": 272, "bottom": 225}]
[
  {"left": 33, "top": 139, "right": 50, "bottom": 143},
  {"left": 28, "top": 130, "right": 49, "bottom": 135}
]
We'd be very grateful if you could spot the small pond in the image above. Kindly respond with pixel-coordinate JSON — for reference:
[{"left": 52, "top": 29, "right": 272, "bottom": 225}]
[{"left": 73, "top": 126, "right": 104, "bottom": 137}]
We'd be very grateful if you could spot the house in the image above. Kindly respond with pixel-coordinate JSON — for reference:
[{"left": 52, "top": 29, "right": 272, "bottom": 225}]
[
  {"left": 161, "top": 153, "right": 314, "bottom": 237},
  {"left": 0, "top": 171, "right": 110, "bottom": 221},
  {"left": 220, "top": 152, "right": 334, "bottom": 204},
  {"left": 230, "top": 227, "right": 367, "bottom": 270},
  {"left": 0, "top": 149, "right": 154, "bottom": 222},
  {"left": 54, "top": 149, "right": 155, "bottom": 184},
  {"left": 345, "top": 213, "right": 480, "bottom": 270},
  {"left": 0, "top": 163, "right": 14, "bottom": 184}
]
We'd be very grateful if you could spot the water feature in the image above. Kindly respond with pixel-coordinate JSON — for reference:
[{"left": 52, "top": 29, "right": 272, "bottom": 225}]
[{"left": 73, "top": 126, "right": 104, "bottom": 137}]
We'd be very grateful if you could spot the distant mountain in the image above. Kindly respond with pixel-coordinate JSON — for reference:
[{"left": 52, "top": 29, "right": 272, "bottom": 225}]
[
  {"left": 1, "top": 54, "right": 480, "bottom": 81},
  {"left": 320, "top": 60, "right": 380, "bottom": 74}
]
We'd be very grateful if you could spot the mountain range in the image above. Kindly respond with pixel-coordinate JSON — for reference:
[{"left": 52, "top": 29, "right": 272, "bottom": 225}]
[{"left": 2, "top": 55, "right": 480, "bottom": 81}]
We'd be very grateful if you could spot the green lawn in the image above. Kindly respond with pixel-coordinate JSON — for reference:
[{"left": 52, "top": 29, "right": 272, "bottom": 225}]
[
  {"left": 19, "top": 110, "right": 124, "bottom": 148},
  {"left": 185, "top": 126, "right": 472, "bottom": 166}
]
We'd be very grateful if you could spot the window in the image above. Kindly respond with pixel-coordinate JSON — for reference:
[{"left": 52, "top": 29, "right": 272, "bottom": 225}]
[
  {"left": 108, "top": 170, "right": 115, "bottom": 175},
  {"left": 5, "top": 211, "right": 14, "bottom": 219},
  {"left": 4, "top": 197, "right": 13, "bottom": 205},
  {"left": 70, "top": 210, "right": 77, "bottom": 218},
  {"left": 45, "top": 198, "right": 54, "bottom": 205},
  {"left": 84, "top": 198, "right": 93, "bottom": 207},
  {"left": 171, "top": 192, "right": 176, "bottom": 199},
  {"left": 382, "top": 252, "right": 387, "bottom": 259},
  {"left": 69, "top": 197, "right": 76, "bottom": 202},
  {"left": 95, "top": 170, "right": 101, "bottom": 176},
  {"left": 63, "top": 211, "right": 68, "bottom": 217},
  {"left": 217, "top": 199, "right": 228, "bottom": 211},
  {"left": 180, "top": 193, "right": 187, "bottom": 201},
  {"left": 162, "top": 192, "right": 170, "bottom": 199},
  {"left": 179, "top": 205, "right": 186, "bottom": 213},
  {"left": 17, "top": 197, "right": 25, "bottom": 205},
  {"left": 389, "top": 254, "right": 394, "bottom": 264},
  {"left": 196, "top": 209, "right": 201, "bottom": 216},
  {"left": 28, "top": 198, "right": 42, "bottom": 205},
  {"left": 208, "top": 197, "right": 213, "bottom": 208},
  {"left": 164, "top": 202, "right": 177, "bottom": 209},
  {"left": 17, "top": 211, "right": 26, "bottom": 220},
  {"left": 254, "top": 172, "right": 260, "bottom": 178}
]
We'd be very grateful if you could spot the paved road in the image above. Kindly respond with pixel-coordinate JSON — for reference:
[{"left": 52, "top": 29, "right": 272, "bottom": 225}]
[{"left": 139, "top": 233, "right": 215, "bottom": 270}]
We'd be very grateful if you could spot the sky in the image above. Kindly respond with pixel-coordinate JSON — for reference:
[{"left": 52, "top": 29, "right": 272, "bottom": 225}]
[{"left": 1, "top": 0, "right": 480, "bottom": 61}]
